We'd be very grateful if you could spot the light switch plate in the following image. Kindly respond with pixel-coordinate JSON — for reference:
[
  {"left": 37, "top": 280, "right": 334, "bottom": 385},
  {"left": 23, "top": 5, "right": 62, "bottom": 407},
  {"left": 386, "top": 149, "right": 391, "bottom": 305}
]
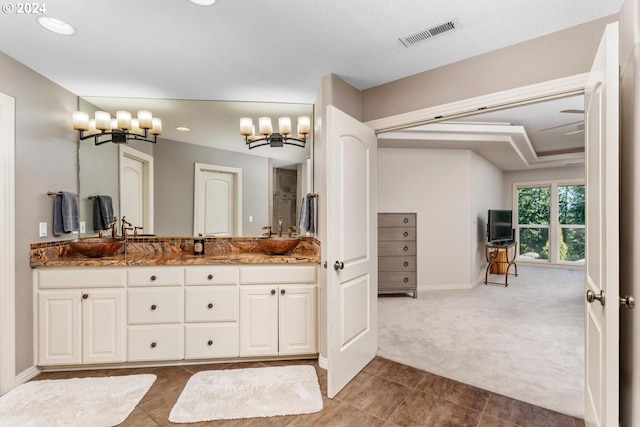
[
  {"left": 39, "top": 222, "right": 47, "bottom": 237},
  {"left": 80, "top": 221, "right": 86, "bottom": 234},
  {"left": 249, "top": 215, "right": 253, "bottom": 223}
]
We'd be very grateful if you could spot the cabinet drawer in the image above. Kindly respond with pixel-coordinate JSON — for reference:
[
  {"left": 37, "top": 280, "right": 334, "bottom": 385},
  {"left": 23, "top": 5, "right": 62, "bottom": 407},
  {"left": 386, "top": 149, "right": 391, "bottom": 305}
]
[
  {"left": 379, "top": 272, "right": 417, "bottom": 289},
  {"left": 185, "top": 287, "right": 238, "bottom": 322},
  {"left": 127, "top": 267, "right": 183, "bottom": 287},
  {"left": 378, "top": 213, "right": 416, "bottom": 228},
  {"left": 37, "top": 268, "right": 126, "bottom": 289},
  {"left": 239, "top": 265, "right": 316, "bottom": 284},
  {"left": 185, "top": 266, "right": 238, "bottom": 286},
  {"left": 379, "top": 241, "right": 416, "bottom": 256},
  {"left": 378, "top": 256, "right": 416, "bottom": 272},
  {"left": 128, "top": 288, "right": 182, "bottom": 324},
  {"left": 185, "top": 323, "right": 239, "bottom": 359},
  {"left": 378, "top": 227, "right": 416, "bottom": 241},
  {"left": 127, "top": 325, "right": 183, "bottom": 361}
]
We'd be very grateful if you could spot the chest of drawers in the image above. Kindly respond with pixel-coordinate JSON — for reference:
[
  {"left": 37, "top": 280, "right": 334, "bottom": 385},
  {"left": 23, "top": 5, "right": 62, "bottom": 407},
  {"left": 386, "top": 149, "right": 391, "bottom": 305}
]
[{"left": 378, "top": 213, "right": 417, "bottom": 298}]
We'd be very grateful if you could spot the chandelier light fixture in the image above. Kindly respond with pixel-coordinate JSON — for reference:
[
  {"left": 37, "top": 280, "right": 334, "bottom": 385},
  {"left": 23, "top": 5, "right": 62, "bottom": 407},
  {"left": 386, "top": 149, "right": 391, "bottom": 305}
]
[
  {"left": 240, "top": 116, "right": 311, "bottom": 149},
  {"left": 72, "top": 110, "right": 162, "bottom": 145}
]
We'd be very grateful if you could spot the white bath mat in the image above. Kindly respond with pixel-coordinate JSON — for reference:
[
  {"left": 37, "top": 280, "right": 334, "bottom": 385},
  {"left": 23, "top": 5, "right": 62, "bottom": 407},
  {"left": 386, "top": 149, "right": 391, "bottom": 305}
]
[
  {"left": 169, "top": 365, "right": 322, "bottom": 423},
  {"left": 0, "top": 374, "right": 156, "bottom": 427}
]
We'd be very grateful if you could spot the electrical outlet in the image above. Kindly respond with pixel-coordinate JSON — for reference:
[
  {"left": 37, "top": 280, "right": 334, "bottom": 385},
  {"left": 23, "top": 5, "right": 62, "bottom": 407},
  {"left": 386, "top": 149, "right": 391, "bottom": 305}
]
[
  {"left": 80, "top": 221, "right": 86, "bottom": 234},
  {"left": 39, "top": 222, "right": 47, "bottom": 237}
]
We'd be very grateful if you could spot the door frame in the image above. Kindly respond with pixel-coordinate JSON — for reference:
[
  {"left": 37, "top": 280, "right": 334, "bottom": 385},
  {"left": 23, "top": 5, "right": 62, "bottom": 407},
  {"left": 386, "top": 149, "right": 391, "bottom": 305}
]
[
  {"left": 193, "top": 163, "right": 243, "bottom": 236},
  {"left": 0, "top": 91, "right": 16, "bottom": 395},
  {"left": 119, "top": 145, "right": 154, "bottom": 234},
  {"left": 365, "top": 73, "right": 589, "bottom": 133}
]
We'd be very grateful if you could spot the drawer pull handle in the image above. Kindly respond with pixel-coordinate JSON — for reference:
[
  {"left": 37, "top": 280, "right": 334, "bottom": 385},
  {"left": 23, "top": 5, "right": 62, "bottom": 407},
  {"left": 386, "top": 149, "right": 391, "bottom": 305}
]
[
  {"left": 404, "top": 231, "right": 409, "bottom": 237},
  {"left": 151, "top": 304, "right": 157, "bottom": 310},
  {"left": 271, "top": 289, "right": 276, "bottom": 295},
  {"left": 207, "top": 303, "right": 213, "bottom": 309},
  {"left": 150, "top": 342, "right": 157, "bottom": 348},
  {"left": 82, "top": 293, "right": 88, "bottom": 299},
  {"left": 404, "top": 261, "right": 409, "bottom": 267},
  {"left": 281, "top": 289, "right": 286, "bottom": 295},
  {"left": 207, "top": 340, "right": 213, "bottom": 346},
  {"left": 207, "top": 274, "right": 213, "bottom": 280},
  {"left": 404, "top": 277, "right": 409, "bottom": 283},
  {"left": 403, "top": 246, "right": 409, "bottom": 252},
  {"left": 404, "top": 218, "right": 409, "bottom": 223},
  {"left": 150, "top": 275, "right": 157, "bottom": 281}
]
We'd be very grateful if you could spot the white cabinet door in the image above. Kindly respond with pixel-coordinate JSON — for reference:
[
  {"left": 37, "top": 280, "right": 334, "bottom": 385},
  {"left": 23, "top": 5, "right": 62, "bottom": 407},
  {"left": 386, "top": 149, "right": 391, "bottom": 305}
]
[
  {"left": 239, "top": 286, "right": 278, "bottom": 356},
  {"left": 38, "top": 291, "right": 81, "bottom": 366},
  {"left": 82, "top": 289, "right": 125, "bottom": 364},
  {"left": 279, "top": 285, "right": 316, "bottom": 356}
]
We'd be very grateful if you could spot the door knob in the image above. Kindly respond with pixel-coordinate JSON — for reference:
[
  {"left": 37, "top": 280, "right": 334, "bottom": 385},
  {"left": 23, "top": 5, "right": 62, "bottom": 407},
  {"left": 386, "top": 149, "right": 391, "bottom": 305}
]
[
  {"left": 620, "top": 295, "right": 636, "bottom": 309},
  {"left": 586, "top": 289, "right": 605, "bottom": 306},
  {"left": 334, "top": 261, "right": 344, "bottom": 270}
]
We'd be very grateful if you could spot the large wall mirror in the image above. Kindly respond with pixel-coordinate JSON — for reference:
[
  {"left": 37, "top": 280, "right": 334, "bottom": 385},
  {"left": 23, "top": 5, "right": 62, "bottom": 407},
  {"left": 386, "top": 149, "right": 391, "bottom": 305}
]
[{"left": 78, "top": 97, "right": 313, "bottom": 237}]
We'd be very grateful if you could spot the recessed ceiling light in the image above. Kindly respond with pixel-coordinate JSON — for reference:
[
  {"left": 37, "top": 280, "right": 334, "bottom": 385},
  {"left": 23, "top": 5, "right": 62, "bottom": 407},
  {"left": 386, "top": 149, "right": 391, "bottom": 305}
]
[
  {"left": 176, "top": 126, "right": 191, "bottom": 132},
  {"left": 189, "top": 0, "right": 217, "bottom": 5},
  {"left": 37, "top": 17, "right": 76, "bottom": 35}
]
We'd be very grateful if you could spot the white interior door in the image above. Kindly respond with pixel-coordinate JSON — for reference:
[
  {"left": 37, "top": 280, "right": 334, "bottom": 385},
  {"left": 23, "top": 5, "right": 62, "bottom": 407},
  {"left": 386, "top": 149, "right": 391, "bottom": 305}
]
[
  {"left": 119, "top": 146, "right": 154, "bottom": 234},
  {"left": 326, "top": 105, "right": 378, "bottom": 398},
  {"left": 584, "top": 22, "right": 620, "bottom": 427},
  {"left": 194, "top": 163, "right": 242, "bottom": 236}
]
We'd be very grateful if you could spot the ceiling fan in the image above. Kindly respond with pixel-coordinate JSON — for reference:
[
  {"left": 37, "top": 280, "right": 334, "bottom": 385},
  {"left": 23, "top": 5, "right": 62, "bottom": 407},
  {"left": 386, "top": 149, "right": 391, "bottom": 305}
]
[{"left": 539, "top": 109, "right": 585, "bottom": 135}]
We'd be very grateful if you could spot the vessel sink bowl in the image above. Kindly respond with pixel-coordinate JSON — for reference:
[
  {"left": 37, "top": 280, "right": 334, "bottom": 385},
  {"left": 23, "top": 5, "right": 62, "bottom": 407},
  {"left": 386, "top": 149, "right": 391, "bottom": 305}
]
[
  {"left": 69, "top": 238, "right": 124, "bottom": 258},
  {"left": 256, "top": 237, "right": 301, "bottom": 255}
]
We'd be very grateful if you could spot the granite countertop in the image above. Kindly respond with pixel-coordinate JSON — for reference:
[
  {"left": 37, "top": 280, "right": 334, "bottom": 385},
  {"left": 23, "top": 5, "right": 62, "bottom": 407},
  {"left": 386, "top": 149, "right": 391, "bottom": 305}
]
[{"left": 30, "top": 236, "right": 321, "bottom": 268}]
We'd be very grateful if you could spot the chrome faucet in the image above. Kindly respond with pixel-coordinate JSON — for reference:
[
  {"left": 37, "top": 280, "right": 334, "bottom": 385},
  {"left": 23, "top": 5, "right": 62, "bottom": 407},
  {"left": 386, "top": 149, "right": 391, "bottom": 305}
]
[
  {"left": 262, "top": 225, "right": 272, "bottom": 237},
  {"left": 107, "top": 217, "right": 118, "bottom": 239},
  {"left": 121, "top": 216, "right": 133, "bottom": 239},
  {"left": 277, "top": 217, "right": 283, "bottom": 237}
]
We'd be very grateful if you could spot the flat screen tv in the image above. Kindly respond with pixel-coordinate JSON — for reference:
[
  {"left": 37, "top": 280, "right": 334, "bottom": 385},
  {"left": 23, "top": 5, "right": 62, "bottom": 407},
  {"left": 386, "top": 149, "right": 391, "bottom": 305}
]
[{"left": 487, "top": 209, "right": 514, "bottom": 244}]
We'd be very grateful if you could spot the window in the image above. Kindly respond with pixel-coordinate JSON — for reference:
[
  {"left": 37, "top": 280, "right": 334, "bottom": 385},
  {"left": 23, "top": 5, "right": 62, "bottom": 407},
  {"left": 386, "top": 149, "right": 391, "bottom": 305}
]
[{"left": 514, "top": 180, "right": 585, "bottom": 265}]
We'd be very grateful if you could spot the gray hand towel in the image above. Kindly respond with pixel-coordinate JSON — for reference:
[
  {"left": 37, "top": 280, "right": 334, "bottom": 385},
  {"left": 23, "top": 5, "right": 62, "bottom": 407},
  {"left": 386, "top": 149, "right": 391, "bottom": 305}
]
[
  {"left": 299, "top": 194, "right": 315, "bottom": 234},
  {"left": 93, "top": 195, "right": 114, "bottom": 231},
  {"left": 53, "top": 191, "right": 79, "bottom": 235}
]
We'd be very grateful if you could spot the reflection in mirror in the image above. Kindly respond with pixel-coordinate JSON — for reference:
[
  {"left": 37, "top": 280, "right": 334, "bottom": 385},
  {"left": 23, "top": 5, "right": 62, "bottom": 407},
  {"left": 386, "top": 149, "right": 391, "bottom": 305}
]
[{"left": 78, "top": 97, "right": 313, "bottom": 237}]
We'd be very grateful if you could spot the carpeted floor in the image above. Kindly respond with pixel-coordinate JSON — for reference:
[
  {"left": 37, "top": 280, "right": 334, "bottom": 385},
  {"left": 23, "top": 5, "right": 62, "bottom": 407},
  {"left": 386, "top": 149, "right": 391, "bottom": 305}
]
[{"left": 377, "top": 266, "right": 584, "bottom": 418}]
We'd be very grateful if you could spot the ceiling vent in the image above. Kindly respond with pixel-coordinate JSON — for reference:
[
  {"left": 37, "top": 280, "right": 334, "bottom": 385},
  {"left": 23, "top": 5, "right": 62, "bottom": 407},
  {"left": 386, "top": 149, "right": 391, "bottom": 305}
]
[{"left": 399, "top": 19, "right": 460, "bottom": 48}]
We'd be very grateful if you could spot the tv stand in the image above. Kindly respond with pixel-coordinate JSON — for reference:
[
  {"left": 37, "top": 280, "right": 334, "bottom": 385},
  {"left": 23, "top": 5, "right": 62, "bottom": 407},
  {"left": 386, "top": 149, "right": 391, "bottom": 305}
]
[{"left": 484, "top": 241, "right": 518, "bottom": 287}]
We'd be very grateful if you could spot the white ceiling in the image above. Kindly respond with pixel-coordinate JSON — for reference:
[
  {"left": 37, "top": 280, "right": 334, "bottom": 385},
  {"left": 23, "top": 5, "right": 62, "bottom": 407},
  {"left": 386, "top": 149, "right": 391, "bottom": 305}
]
[
  {"left": 0, "top": 0, "right": 620, "bottom": 170},
  {"left": 0, "top": 0, "right": 621, "bottom": 104}
]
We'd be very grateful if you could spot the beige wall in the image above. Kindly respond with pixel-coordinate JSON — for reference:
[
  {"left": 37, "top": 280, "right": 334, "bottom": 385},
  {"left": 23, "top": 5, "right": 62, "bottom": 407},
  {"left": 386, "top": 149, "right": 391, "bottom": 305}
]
[
  {"left": 0, "top": 51, "right": 78, "bottom": 375},
  {"left": 361, "top": 15, "right": 618, "bottom": 122}
]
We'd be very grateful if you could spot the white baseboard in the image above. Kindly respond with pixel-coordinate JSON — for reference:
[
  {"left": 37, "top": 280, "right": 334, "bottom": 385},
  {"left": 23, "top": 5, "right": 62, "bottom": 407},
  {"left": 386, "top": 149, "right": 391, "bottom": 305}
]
[
  {"left": 13, "top": 365, "right": 40, "bottom": 388},
  {"left": 417, "top": 283, "right": 474, "bottom": 291},
  {"left": 318, "top": 354, "right": 328, "bottom": 370}
]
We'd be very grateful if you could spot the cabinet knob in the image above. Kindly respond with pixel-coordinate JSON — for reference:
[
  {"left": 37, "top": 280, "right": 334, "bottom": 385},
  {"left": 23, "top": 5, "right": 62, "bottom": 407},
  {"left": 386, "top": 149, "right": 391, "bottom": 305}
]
[
  {"left": 207, "top": 274, "right": 213, "bottom": 280},
  {"left": 404, "top": 277, "right": 409, "bottom": 283},
  {"left": 150, "top": 275, "right": 157, "bottom": 281},
  {"left": 404, "top": 261, "right": 409, "bottom": 267},
  {"left": 82, "top": 293, "right": 88, "bottom": 299},
  {"left": 150, "top": 342, "right": 157, "bottom": 348},
  {"left": 271, "top": 289, "right": 276, "bottom": 295},
  {"left": 404, "top": 231, "right": 409, "bottom": 237},
  {"left": 207, "top": 303, "right": 213, "bottom": 309},
  {"left": 207, "top": 340, "right": 213, "bottom": 346},
  {"left": 403, "top": 218, "right": 409, "bottom": 223},
  {"left": 150, "top": 304, "right": 157, "bottom": 310},
  {"left": 281, "top": 289, "right": 286, "bottom": 295},
  {"left": 403, "top": 246, "right": 409, "bottom": 252}
]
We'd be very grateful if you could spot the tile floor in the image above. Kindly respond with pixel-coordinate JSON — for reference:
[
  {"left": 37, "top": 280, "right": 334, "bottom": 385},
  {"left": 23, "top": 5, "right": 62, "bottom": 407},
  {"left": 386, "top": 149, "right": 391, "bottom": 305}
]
[{"left": 33, "top": 357, "right": 584, "bottom": 427}]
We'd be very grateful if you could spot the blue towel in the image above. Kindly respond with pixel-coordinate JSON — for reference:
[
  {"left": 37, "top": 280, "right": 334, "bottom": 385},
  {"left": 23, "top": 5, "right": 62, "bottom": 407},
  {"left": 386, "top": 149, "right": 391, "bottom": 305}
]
[
  {"left": 53, "top": 191, "right": 79, "bottom": 235},
  {"left": 299, "top": 194, "right": 315, "bottom": 234},
  {"left": 93, "top": 195, "right": 114, "bottom": 231}
]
